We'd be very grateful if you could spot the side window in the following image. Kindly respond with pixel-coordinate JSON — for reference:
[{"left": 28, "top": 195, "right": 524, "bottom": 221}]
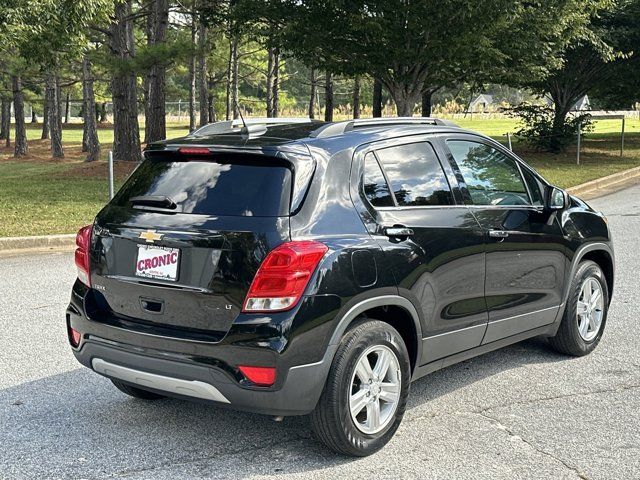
[
  {"left": 363, "top": 153, "right": 394, "bottom": 207},
  {"left": 447, "top": 140, "right": 530, "bottom": 206},
  {"left": 375, "top": 142, "right": 453, "bottom": 206},
  {"left": 521, "top": 167, "right": 544, "bottom": 207}
]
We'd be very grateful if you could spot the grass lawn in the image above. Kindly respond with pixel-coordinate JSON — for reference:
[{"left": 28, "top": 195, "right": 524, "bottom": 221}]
[
  {"left": 0, "top": 159, "right": 110, "bottom": 237},
  {"left": 1, "top": 118, "right": 639, "bottom": 237},
  {"left": 453, "top": 116, "right": 640, "bottom": 137}
]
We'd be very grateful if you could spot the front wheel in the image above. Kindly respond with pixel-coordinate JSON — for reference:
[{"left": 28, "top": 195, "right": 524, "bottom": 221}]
[
  {"left": 310, "top": 319, "right": 411, "bottom": 456},
  {"left": 549, "top": 260, "right": 609, "bottom": 356}
]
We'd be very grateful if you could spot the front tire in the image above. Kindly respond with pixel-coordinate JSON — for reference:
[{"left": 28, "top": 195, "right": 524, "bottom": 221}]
[
  {"left": 549, "top": 260, "right": 609, "bottom": 356},
  {"left": 311, "top": 319, "right": 411, "bottom": 456}
]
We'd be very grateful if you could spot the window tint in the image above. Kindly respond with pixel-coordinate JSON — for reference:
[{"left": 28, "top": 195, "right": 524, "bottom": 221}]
[
  {"left": 375, "top": 142, "right": 453, "bottom": 206},
  {"left": 447, "top": 140, "right": 530, "bottom": 206},
  {"left": 521, "top": 167, "right": 544, "bottom": 206},
  {"left": 363, "top": 153, "right": 394, "bottom": 207},
  {"left": 113, "top": 158, "right": 292, "bottom": 217}
]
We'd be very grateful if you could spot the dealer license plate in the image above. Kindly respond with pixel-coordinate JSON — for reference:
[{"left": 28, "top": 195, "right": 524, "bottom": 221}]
[{"left": 135, "top": 244, "right": 179, "bottom": 281}]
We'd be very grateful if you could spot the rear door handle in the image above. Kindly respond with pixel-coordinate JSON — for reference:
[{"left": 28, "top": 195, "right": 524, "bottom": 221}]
[
  {"left": 384, "top": 226, "right": 414, "bottom": 237},
  {"left": 488, "top": 230, "right": 509, "bottom": 238}
]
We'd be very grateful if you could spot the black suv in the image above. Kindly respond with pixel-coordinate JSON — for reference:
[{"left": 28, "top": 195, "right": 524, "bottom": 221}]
[{"left": 67, "top": 117, "right": 614, "bottom": 456}]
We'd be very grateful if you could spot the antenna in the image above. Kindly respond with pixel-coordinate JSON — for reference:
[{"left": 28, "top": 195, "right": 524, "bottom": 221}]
[
  {"left": 234, "top": 97, "right": 247, "bottom": 130},
  {"left": 235, "top": 98, "right": 263, "bottom": 138}
]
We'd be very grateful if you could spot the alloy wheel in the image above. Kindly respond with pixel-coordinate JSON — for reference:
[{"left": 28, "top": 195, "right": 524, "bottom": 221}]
[
  {"left": 576, "top": 277, "right": 604, "bottom": 342},
  {"left": 349, "top": 345, "right": 401, "bottom": 435}
]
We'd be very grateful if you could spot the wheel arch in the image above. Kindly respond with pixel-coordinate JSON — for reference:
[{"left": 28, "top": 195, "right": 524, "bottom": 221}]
[
  {"left": 580, "top": 249, "right": 614, "bottom": 302},
  {"left": 326, "top": 295, "right": 423, "bottom": 373},
  {"left": 566, "top": 242, "right": 615, "bottom": 305}
]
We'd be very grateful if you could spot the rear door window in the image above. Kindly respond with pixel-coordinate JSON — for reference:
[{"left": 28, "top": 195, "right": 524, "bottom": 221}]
[
  {"left": 374, "top": 142, "right": 454, "bottom": 206},
  {"left": 112, "top": 158, "right": 292, "bottom": 217}
]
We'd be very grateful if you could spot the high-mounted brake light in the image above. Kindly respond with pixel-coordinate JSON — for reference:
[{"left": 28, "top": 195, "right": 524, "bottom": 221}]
[
  {"left": 242, "top": 240, "right": 328, "bottom": 313},
  {"left": 178, "top": 147, "right": 210, "bottom": 155},
  {"left": 75, "top": 224, "right": 93, "bottom": 287},
  {"left": 238, "top": 365, "right": 276, "bottom": 387}
]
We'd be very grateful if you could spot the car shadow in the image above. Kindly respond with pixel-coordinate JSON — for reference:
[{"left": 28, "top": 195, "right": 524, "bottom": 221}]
[{"left": 0, "top": 337, "right": 569, "bottom": 478}]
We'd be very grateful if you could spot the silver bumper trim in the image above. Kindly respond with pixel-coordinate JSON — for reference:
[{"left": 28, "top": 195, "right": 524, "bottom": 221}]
[{"left": 92, "top": 358, "right": 230, "bottom": 403}]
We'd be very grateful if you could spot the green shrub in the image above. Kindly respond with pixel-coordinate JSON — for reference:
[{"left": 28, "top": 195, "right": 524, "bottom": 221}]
[{"left": 508, "top": 103, "right": 593, "bottom": 153}]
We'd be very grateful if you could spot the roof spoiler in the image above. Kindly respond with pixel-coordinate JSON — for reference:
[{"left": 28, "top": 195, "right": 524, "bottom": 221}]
[{"left": 189, "top": 117, "right": 317, "bottom": 137}]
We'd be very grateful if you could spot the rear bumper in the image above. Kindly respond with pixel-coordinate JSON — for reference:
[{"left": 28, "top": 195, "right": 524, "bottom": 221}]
[
  {"left": 92, "top": 358, "right": 231, "bottom": 403},
  {"left": 66, "top": 281, "right": 340, "bottom": 417},
  {"left": 72, "top": 339, "right": 328, "bottom": 416}
]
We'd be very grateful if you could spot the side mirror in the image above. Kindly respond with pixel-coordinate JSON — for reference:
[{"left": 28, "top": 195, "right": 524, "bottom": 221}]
[{"left": 547, "top": 186, "right": 567, "bottom": 210}]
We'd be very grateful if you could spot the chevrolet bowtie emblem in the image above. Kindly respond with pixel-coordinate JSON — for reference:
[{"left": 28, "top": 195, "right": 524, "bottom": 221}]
[{"left": 139, "top": 230, "right": 163, "bottom": 243}]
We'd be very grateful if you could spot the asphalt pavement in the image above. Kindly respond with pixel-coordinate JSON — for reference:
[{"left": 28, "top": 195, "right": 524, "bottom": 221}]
[{"left": 1, "top": 182, "right": 639, "bottom": 479}]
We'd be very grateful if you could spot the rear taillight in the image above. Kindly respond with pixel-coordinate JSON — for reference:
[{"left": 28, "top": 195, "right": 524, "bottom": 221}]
[
  {"left": 242, "top": 240, "right": 328, "bottom": 313},
  {"left": 75, "top": 224, "right": 93, "bottom": 287}
]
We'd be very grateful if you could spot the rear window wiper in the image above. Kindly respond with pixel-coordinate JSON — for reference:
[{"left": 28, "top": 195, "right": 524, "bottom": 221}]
[{"left": 130, "top": 195, "right": 177, "bottom": 210}]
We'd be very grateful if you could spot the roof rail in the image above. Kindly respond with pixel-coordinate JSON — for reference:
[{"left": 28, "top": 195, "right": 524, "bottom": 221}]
[
  {"left": 309, "top": 117, "right": 458, "bottom": 138},
  {"left": 189, "top": 117, "right": 315, "bottom": 137}
]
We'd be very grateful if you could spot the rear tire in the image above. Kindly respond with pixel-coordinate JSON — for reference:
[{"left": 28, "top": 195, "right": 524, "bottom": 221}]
[
  {"left": 111, "top": 379, "right": 166, "bottom": 400},
  {"left": 549, "top": 260, "right": 608, "bottom": 356},
  {"left": 311, "top": 319, "right": 411, "bottom": 456}
]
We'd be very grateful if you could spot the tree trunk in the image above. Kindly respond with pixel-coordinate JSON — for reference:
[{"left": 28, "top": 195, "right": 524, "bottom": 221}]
[
  {"left": 324, "top": 71, "right": 333, "bottom": 122},
  {"left": 99, "top": 102, "right": 107, "bottom": 123},
  {"left": 308, "top": 68, "right": 316, "bottom": 119},
  {"left": 2, "top": 78, "right": 10, "bottom": 146},
  {"left": 188, "top": 3, "right": 197, "bottom": 131},
  {"left": 548, "top": 85, "right": 578, "bottom": 153},
  {"left": 64, "top": 92, "right": 70, "bottom": 123},
  {"left": 143, "top": 1, "right": 152, "bottom": 140},
  {"left": 266, "top": 48, "right": 274, "bottom": 117},
  {"left": 207, "top": 75, "right": 216, "bottom": 122},
  {"left": 143, "top": 81, "right": 150, "bottom": 141},
  {"left": 31, "top": 108, "right": 37, "bottom": 123},
  {"left": 0, "top": 97, "right": 9, "bottom": 140},
  {"left": 3, "top": 100, "right": 10, "bottom": 147},
  {"left": 82, "top": 95, "right": 88, "bottom": 151},
  {"left": 12, "top": 75, "right": 28, "bottom": 157},
  {"left": 198, "top": 20, "right": 208, "bottom": 127},
  {"left": 230, "top": 35, "right": 239, "bottom": 119},
  {"left": 46, "top": 73, "right": 64, "bottom": 158},
  {"left": 372, "top": 77, "right": 382, "bottom": 117},
  {"left": 550, "top": 101, "right": 572, "bottom": 153},
  {"left": 394, "top": 95, "right": 419, "bottom": 117},
  {"left": 421, "top": 88, "right": 436, "bottom": 117},
  {"left": 387, "top": 81, "right": 421, "bottom": 117},
  {"left": 353, "top": 75, "right": 361, "bottom": 119},
  {"left": 41, "top": 96, "right": 49, "bottom": 139},
  {"left": 110, "top": 1, "right": 142, "bottom": 162},
  {"left": 145, "top": 0, "right": 169, "bottom": 142},
  {"left": 82, "top": 56, "right": 100, "bottom": 162},
  {"left": 271, "top": 48, "right": 279, "bottom": 118},
  {"left": 225, "top": 35, "right": 232, "bottom": 120}
]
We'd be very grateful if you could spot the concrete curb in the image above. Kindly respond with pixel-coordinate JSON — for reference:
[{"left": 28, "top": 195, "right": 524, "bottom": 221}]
[
  {"left": 1, "top": 165, "right": 640, "bottom": 253},
  {"left": 567, "top": 165, "right": 640, "bottom": 198},
  {"left": 0, "top": 234, "right": 76, "bottom": 252}
]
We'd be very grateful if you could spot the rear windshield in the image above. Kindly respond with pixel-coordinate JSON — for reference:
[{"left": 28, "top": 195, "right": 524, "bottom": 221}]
[{"left": 112, "top": 159, "right": 292, "bottom": 217}]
